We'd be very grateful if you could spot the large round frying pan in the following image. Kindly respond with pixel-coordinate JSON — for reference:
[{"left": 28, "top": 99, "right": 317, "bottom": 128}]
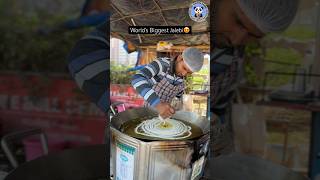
[{"left": 110, "top": 107, "right": 210, "bottom": 141}]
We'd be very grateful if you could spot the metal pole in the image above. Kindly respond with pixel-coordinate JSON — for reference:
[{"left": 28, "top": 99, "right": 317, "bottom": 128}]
[
  {"left": 312, "top": 1, "right": 320, "bottom": 96},
  {"left": 309, "top": 2, "right": 320, "bottom": 179}
]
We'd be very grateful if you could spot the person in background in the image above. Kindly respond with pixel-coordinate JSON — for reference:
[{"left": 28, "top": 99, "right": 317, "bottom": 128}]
[{"left": 210, "top": 0, "right": 299, "bottom": 157}]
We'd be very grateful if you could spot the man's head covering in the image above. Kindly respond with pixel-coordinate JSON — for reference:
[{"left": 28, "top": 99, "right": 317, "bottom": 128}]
[
  {"left": 236, "top": 0, "right": 300, "bottom": 33},
  {"left": 182, "top": 47, "right": 204, "bottom": 72}
]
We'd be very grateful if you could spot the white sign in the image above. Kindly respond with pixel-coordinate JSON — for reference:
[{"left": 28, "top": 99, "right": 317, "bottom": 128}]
[{"left": 116, "top": 143, "right": 135, "bottom": 180}]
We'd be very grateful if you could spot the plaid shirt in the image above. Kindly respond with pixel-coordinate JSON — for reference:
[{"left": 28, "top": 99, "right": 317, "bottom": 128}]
[
  {"left": 209, "top": 47, "right": 245, "bottom": 156},
  {"left": 131, "top": 57, "right": 184, "bottom": 107},
  {"left": 210, "top": 48, "right": 244, "bottom": 121}
]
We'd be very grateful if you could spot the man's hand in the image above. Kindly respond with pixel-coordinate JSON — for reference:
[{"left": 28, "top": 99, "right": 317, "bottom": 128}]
[{"left": 155, "top": 102, "right": 175, "bottom": 118}]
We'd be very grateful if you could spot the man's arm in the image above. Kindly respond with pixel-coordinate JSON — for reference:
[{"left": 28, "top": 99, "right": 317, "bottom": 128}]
[
  {"left": 67, "top": 22, "right": 109, "bottom": 112},
  {"left": 131, "top": 58, "right": 170, "bottom": 107}
]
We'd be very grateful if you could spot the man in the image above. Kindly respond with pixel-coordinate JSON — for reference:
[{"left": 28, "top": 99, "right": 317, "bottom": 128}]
[
  {"left": 68, "top": 0, "right": 299, "bottom": 157},
  {"left": 131, "top": 47, "right": 204, "bottom": 118},
  {"left": 209, "top": 0, "right": 299, "bottom": 157}
]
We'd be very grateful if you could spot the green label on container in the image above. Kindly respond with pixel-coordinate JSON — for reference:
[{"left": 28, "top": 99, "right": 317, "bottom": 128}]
[{"left": 117, "top": 142, "right": 135, "bottom": 155}]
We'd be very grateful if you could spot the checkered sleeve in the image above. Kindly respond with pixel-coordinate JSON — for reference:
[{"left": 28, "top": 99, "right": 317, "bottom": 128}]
[
  {"left": 131, "top": 58, "right": 170, "bottom": 107},
  {"left": 175, "top": 90, "right": 184, "bottom": 98},
  {"left": 210, "top": 48, "right": 238, "bottom": 121}
]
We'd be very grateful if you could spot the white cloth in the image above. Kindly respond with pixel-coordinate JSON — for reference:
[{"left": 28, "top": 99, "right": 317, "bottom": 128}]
[
  {"left": 182, "top": 47, "right": 204, "bottom": 72},
  {"left": 236, "top": 0, "right": 299, "bottom": 33}
]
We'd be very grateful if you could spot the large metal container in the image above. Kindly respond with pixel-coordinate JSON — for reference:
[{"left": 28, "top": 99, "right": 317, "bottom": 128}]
[{"left": 110, "top": 107, "right": 209, "bottom": 180}]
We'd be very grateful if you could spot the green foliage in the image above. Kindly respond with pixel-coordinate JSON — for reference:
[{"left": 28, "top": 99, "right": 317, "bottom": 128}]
[
  {"left": 184, "top": 73, "right": 208, "bottom": 93},
  {"left": 264, "top": 48, "right": 302, "bottom": 87},
  {"left": 245, "top": 43, "right": 263, "bottom": 58},
  {"left": 244, "top": 41, "right": 303, "bottom": 88},
  {"left": 265, "top": 48, "right": 302, "bottom": 63},
  {"left": 282, "top": 26, "right": 316, "bottom": 41},
  {"left": 245, "top": 63, "right": 259, "bottom": 87},
  {"left": 243, "top": 43, "right": 263, "bottom": 87},
  {"left": 110, "top": 62, "right": 133, "bottom": 72},
  {"left": 0, "top": 3, "right": 92, "bottom": 100},
  {"left": 110, "top": 63, "right": 133, "bottom": 84},
  {"left": 0, "top": 7, "right": 91, "bottom": 73},
  {"left": 198, "top": 67, "right": 209, "bottom": 75},
  {"left": 268, "top": 26, "right": 316, "bottom": 41},
  {"left": 184, "top": 75, "right": 193, "bottom": 94}
]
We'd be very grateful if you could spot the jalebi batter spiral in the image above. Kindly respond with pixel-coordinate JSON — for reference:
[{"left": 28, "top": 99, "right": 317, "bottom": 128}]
[{"left": 134, "top": 117, "right": 192, "bottom": 140}]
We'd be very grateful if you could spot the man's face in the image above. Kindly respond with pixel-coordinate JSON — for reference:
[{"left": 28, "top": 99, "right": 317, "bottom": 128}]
[
  {"left": 214, "top": 0, "right": 265, "bottom": 48},
  {"left": 175, "top": 55, "right": 193, "bottom": 77}
]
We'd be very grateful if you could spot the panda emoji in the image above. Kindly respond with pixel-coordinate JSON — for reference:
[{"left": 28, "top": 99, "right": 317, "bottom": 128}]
[
  {"left": 194, "top": 6, "right": 203, "bottom": 18},
  {"left": 189, "top": 2, "right": 208, "bottom": 22}
]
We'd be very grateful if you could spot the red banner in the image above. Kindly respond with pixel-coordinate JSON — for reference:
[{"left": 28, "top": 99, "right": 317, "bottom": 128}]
[
  {"left": 0, "top": 72, "right": 106, "bottom": 146},
  {"left": 110, "top": 84, "right": 144, "bottom": 108}
]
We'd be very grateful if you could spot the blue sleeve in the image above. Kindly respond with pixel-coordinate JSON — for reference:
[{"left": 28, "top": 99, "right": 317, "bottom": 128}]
[
  {"left": 131, "top": 58, "right": 169, "bottom": 107},
  {"left": 67, "top": 22, "right": 109, "bottom": 113}
]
